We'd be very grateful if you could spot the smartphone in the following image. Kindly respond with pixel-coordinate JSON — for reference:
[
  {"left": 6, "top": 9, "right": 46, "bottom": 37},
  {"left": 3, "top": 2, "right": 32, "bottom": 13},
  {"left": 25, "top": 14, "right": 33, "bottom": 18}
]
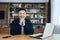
[{"left": 2, "top": 36, "right": 11, "bottom": 39}]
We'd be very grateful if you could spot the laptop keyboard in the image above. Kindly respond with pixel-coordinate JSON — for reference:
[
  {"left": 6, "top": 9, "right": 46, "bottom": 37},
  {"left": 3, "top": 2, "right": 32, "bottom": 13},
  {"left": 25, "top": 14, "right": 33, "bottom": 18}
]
[
  {"left": 29, "top": 33, "right": 43, "bottom": 38},
  {"left": 36, "top": 35, "right": 43, "bottom": 37},
  {"left": 30, "top": 34, "right": 43, "bottom": 38}
]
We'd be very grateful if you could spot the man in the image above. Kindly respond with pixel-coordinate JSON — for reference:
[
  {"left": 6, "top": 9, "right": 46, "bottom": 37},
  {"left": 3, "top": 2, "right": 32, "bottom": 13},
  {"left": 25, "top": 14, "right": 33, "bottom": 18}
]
[{"left": 10, "top": 8, "right": 34, "bottom": 35}]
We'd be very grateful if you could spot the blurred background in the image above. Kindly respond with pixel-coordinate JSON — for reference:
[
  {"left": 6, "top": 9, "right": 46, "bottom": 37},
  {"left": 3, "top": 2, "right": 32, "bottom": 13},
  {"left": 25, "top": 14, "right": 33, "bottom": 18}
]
[{"left": 0, "top": 0, "right": 60, "bottom": 34}]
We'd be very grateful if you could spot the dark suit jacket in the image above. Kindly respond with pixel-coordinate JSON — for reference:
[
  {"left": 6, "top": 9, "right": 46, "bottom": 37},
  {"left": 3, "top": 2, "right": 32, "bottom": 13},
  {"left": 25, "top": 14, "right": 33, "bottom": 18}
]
[{"left": 10, "top": 18, "right": 34, "bottom": 35}]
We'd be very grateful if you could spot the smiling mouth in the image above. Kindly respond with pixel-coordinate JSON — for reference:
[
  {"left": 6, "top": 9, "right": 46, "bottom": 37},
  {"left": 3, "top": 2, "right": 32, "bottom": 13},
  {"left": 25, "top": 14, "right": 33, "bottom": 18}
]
[{"left": 20, "top": 16, "right": 24, "bottom": 18}]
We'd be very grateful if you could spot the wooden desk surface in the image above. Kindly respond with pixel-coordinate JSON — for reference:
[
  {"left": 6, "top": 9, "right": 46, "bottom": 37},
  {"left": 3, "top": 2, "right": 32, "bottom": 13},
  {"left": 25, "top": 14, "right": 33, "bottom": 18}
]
[
  {"left": 0, "top": 34, "right": 60, "bottom": 40},
  {"left": 0, "top": 34, "right": 41, "bottom": 40}
]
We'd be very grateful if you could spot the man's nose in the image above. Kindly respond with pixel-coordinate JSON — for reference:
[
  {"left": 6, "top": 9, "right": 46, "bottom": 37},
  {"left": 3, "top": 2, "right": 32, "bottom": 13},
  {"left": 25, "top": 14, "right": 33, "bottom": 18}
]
[{"left": 20, "top": 14, "right": 23, "bottom": 16}]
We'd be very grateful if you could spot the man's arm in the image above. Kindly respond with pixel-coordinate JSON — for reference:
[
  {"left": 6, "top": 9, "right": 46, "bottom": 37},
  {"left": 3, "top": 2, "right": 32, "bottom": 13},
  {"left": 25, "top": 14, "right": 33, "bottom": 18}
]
[
  {"left": 10, "top": 19, "right": 20, "bottom": 35},
  {"left": 24, "top": 19, "right": 34, "bottom": 35},
  {"left": 10, "top": 21, "right": 16, "bottom": 35}
]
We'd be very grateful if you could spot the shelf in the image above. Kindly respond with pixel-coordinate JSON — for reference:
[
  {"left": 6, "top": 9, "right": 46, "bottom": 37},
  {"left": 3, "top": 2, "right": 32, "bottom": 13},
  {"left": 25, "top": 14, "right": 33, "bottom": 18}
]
[
  {"left": 10, "top": 3, "right": 48, "bottom": 31},
  {"left": 0, "top": 3, "right": 48, "bottom": 34},
  {"left": 21, "top": 7, "right": 45, "bottom": 9},
  {"left": 26, "top": 12, "right": 45, "bottom": 14},
  {"left": 30, "top": 18, "right": 46, "bottom": 20},
  {"left": 32, "top": 23, "right": 46, "bottom": 25},
  {"left": 10, "top": 17, "right": 46, "bottom": 19},
  {"left": 10, "top": 12, "right": 47, "bottom": 14}
]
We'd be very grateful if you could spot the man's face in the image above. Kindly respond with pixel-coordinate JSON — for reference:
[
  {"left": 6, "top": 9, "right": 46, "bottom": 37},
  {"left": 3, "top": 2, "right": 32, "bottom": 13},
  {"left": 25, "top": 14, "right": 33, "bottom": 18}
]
[{"left": 18, "top": 10, "right": 26, "bottom": 19}]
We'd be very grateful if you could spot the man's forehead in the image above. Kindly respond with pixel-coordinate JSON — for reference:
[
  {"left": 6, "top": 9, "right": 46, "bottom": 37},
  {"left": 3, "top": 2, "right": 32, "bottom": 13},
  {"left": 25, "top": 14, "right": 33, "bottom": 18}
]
[{"left": 19, "top": 10, "right": 26, "bottom": 13}]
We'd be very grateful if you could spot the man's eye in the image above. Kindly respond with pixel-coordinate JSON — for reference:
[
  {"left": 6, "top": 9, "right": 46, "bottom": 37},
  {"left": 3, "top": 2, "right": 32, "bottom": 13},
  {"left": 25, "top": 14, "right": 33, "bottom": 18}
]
[
  {"left": 23, "top": 13, "right": 25, "bottom": 14},
  {"left": 23, "top": 13, "right": 24, "bottom": 14}
]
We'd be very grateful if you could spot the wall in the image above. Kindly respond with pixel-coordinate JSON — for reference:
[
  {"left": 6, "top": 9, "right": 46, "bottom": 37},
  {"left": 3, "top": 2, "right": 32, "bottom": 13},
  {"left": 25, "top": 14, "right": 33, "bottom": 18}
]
[
  {"left": 0, "top": 3, "right": 9, "bottom": 27},
  {"left": 0, "top": 3, "right": 10, "bottom": 34},
  {"left": 51, "top": 0, "right": 60, "bottom": 34}
]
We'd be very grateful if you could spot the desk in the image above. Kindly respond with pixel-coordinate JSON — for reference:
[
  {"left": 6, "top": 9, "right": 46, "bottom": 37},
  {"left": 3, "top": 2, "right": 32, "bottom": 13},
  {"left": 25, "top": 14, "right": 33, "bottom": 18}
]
[
  {"left": 0, "top": 34, "right": 41, "bottom": 40},
  {"left": 0, "top": 34, "right": 60, "bottom": 40}
]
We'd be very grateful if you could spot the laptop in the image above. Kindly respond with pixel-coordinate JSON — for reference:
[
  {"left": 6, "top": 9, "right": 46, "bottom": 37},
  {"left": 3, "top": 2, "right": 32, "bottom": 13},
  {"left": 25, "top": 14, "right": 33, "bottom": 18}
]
[{"left": 29, "top": 23, "right": 54, "bottom": 39}]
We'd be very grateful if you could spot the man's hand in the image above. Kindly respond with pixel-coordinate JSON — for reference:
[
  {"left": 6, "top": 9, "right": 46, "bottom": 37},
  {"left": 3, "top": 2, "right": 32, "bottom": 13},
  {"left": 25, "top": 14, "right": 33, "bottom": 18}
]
[{"left": 19, "top": 18, "right": 25, "bottom": 26}]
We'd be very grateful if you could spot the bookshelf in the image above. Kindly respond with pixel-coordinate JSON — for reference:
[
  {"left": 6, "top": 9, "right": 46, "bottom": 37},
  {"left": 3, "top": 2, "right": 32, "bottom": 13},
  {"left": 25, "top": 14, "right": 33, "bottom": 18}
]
[
  {"left": 10, "top": 3, "right": 48, "bottom": 33},
  {"left": 0, "top": 3, "right": 10, "bottom": 34}
]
